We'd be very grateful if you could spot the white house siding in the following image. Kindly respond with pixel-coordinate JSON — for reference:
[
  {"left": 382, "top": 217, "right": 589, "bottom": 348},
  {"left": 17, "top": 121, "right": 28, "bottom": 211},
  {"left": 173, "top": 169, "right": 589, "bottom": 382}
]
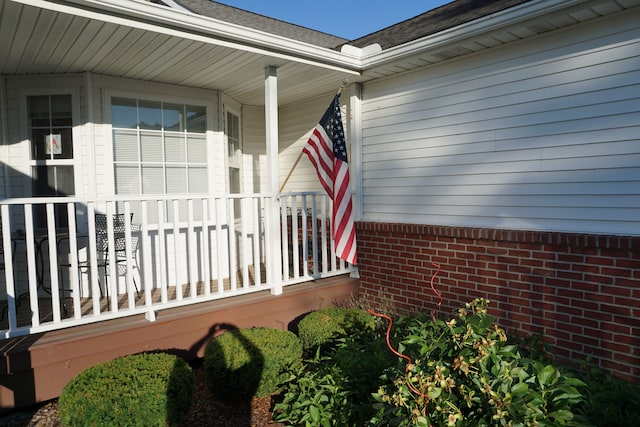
[
  {"left": 2, "top": 73, "right": 230, "bottom": 292},
  {"left": 278, "top": 95, "right": 348, "bottom": 194},
  {"left": 89, "top": 76, "right": 226, "bottom": 290},
  {"left": 0, "top": 77, "right": 6, "bottom": 199},
  {"left": 241, "top": 105, "right": 266, "bottom": 194},
  {"left": 360, "top": 8, "right": 640, "bottom": 236},
  {"left": 4, "top": 74, "right": 84, "bottom": 208}
]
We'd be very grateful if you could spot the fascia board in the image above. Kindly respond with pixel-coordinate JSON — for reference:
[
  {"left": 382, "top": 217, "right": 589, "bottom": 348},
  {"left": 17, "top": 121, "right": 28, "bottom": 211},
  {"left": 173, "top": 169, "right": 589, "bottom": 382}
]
[
  {"left": 11, "top": 0, "right": 361, "bottom": 75},
  {"left": 359, "top": 0, "right": 588, "bottom": 68}
]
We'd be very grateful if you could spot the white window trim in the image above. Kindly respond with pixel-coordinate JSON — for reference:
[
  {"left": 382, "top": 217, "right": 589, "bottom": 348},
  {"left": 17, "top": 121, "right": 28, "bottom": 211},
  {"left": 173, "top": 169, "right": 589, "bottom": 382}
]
[
  {"left": 104, "top": 89, "right": 216, "bottom": 198},
  {"left": 19, "top": 87, "right": 82, "bottom": 197},
  {"left": 223, "top": 101, "right": 242, "bottom": 194}
]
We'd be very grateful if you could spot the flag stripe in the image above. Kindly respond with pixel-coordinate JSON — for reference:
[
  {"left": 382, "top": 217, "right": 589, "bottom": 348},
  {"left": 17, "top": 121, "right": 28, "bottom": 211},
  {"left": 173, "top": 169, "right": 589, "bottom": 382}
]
[
  {"left": 302, "top": 95, "right": 357, "bottom": 265},
  {"left": 302, "top": 126, "right": 333, "bottom": 197}
]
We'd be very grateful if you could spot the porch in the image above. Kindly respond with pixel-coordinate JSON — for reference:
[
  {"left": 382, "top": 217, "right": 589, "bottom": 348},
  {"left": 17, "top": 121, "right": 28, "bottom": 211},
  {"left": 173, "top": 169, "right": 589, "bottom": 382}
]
[
  {"left": 0, "top": 192, "right": 353, "bottom": 338},
  {"left": 0, "top": 275, "right": 360, "bottom": 410}
]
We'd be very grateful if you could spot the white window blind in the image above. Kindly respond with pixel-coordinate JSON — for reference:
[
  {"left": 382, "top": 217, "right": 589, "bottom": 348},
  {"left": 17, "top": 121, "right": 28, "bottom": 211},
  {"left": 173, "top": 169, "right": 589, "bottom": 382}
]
[{"left": 112, "top": 97, "right": 208, "bottom": 222}]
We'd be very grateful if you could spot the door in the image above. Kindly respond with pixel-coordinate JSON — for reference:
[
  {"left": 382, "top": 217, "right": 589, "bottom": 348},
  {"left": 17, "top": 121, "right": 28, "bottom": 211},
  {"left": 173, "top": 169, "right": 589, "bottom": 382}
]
[{"left": 27, "top": 94, "right": 76, "bottom": 228}]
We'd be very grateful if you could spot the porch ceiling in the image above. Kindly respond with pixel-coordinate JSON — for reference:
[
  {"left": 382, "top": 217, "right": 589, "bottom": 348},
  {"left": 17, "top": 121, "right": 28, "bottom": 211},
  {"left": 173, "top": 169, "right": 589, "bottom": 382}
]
[
  {"left": 0, "top": 0, "right": 362, "bottom": 106},
  {"left": 2, "top": 0, "right": 638, "bottom": 106}
]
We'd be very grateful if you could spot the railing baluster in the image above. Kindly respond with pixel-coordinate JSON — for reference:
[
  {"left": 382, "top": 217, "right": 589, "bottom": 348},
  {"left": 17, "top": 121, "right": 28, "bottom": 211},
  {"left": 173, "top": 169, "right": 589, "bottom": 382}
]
[
  {"left": 86, "top": 203, "right": 100, "bottom": 315},
  {"left": 201, "top": 198, "right": 211, "bottom": 296},
  {"left": 187, "top": 199, "right": 197, "bottom": 298},
  {"left": 309, "top": 196, "right": 318, "bottom": 277},
  {"left": 157, "top": 200, "right": 168, "bottom": 304},
  {"left": 0, "top": 192, "right": 353, "bottom": 338},
  {"left": 45, "top": 203, "right": 62, "bottom": 323},
  {"left": 141, "top": 200, "right": 153, "bottom": 311},
  {"left": 66, "top": 201, "right": 82, "bottom": 319},
  {"left": 106, "top": 203, "right": 119, "bottom": 313},
  {"left": 228, "top": 198, "right": 237, "bottom": 291},
  {"left": 1, "top": 206, "right": 18, "bottom": 331},
  {"left": 123, "top": 201, "right": 135, "bottom": 309},
  {"left": 214, "top": 197, "right": 224, "bottom": 293},
  {"left": 280, "top": 195, "right": 290, "bottom": 280},
  {"left": 252, "top": 197, "right": 261, "bottom": 286},
  {"left": 171, "top": 200, "right": 181, "bottom": 301},
  {"left": 240, "top": 197, "right": 249, "bottom": 289}
]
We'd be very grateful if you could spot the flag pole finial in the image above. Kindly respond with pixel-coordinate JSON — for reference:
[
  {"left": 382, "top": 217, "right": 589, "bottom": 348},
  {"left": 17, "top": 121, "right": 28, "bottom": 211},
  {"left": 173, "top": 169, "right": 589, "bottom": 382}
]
[{"left": 336, "top": 79, "right": 349, "bottom": 96}]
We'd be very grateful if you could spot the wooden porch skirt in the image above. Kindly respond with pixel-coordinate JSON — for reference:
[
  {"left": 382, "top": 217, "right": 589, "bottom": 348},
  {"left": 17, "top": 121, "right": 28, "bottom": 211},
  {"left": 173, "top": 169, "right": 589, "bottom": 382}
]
[{"left": 0, "top": 275, "right": 359, "bottom": 411}]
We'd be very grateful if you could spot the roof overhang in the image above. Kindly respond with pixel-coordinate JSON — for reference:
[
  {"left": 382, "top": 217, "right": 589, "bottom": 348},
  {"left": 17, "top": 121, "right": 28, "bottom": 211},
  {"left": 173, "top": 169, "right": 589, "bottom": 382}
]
[
  {"left": 356, "top": 0, "right": 640, "bottom": 79},
  {"left": 2, "top": 0, "right": 638, "bottom": 105},
  {"left": 2, "top": 0, "right": 362, "bottom": 106}
]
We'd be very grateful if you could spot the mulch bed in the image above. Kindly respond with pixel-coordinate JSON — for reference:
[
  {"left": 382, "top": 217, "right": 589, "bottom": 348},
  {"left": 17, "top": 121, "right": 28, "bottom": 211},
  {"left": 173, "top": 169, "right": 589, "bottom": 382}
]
[{"left": 0, "top": 360, "right": 285, "bottom": 427}]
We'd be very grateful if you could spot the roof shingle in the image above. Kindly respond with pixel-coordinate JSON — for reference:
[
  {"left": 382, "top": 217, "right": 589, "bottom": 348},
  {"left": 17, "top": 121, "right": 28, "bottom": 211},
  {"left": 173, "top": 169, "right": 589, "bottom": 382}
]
[
  {"left": 171, "top": 0, "right": 349, "bottom": 48},
  {"left": 347, "top": 0, "right": 533, "bottom": 49}
]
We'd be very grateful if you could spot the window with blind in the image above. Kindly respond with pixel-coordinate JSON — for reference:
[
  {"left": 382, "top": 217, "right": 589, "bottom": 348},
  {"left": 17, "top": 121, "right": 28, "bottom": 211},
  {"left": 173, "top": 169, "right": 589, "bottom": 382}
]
[
  {"left": 28, "top": 94, "right": 76, "bottom": 228},
  {"left": 111, "top": 97, "right": 208, "bottom": 222}
]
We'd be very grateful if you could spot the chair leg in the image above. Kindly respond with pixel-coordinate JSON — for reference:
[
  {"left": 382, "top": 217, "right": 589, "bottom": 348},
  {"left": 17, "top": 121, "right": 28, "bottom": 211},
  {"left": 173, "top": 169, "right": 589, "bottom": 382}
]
[
  {"left": 133, "top": 276, "right": 140, "bottom": 298},
  {"left": 59, "top": 268, "right": 68, "bottom": 316}
]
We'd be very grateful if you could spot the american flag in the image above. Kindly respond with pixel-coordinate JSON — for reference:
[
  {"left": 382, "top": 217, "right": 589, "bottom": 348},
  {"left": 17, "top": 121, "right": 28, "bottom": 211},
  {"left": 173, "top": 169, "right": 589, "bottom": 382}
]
[{"left": 303, "top": 95, "right": 357, "bottom": 265}]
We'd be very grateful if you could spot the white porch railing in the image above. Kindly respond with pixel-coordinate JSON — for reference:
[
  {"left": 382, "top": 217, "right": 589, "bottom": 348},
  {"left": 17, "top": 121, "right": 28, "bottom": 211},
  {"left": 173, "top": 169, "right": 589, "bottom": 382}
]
[{"left": 0, "top": 192, "right": 353, "bottom": 338}]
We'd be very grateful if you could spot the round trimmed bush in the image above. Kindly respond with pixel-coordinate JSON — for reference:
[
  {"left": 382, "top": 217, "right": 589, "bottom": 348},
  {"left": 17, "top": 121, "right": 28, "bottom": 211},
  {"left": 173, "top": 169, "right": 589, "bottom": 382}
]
[
  {"left": 59, "top": 352, "right": 194, "bottom": 427},
  {"left": 297, "top": 306, "right": 376, "bottom": 351},
  {"left": 204, "top": 327, "right": 302, "bottom": 399}
]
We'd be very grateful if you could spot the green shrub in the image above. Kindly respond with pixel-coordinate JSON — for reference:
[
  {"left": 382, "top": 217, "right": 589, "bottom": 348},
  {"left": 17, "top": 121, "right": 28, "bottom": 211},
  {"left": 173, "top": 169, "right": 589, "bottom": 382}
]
[
  {"left": 204, "top": 327, "right": 302, "bottom": 399},
  {"left": 273, "top": 357, "right": 355, "bottom": 426},
  {"left": 59, "top": 352, "right": 194, "bottom": 427},
  {"left": 370, "top": 298, "right": 586, "bottom": 427},
  {"left": 297, "top": 306, "right": 375, "bottom": 352},
  {"left": 573, "top": 359, "right": 640, "bottom": 427},
  {"left": 274, "top": 325, "right": 395, "bottom": 426}
]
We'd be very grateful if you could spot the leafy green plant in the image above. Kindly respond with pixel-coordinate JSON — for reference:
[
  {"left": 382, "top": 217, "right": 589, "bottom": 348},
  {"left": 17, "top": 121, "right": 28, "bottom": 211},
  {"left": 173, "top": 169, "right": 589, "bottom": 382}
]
[
  {"left": 297, "top": 306, "right": 376, "bottom": 353},
  {"left": 274, "top": 355, "right": 354, "bottom": 427},
  {"left": 274, "top": 325, "right": 394, "bottom": 426},
  {"left": 204, "top": 327, "right": 302, "bottom": 399},
  {"left": 369, "top": 298, "right": 586, "bottom": 427},
  {"left": 59, "top": 352, "right": 194, "bottom": 427},
  {"left": 573, "top": 358, "right": 640, "bottom": 427}
]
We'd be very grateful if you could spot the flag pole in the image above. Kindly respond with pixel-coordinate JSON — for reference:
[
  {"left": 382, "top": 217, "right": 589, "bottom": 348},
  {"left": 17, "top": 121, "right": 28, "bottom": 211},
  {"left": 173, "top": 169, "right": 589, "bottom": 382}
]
[
  {"left": 279, "top": 151, "right": 304, "bottom": 193},
  {"left": 279, "top": 80, "right": 349, "bottom": 193}
]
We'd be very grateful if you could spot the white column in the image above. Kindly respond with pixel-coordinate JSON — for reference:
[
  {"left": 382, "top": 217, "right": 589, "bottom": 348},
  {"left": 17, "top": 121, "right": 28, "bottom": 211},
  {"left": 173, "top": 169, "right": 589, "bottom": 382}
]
[
  {"left": 348, "top": 83, "right": 362, "bottom": 222},
  {"left": 265, "top": 65, "right": 283, "bottom": 295}
]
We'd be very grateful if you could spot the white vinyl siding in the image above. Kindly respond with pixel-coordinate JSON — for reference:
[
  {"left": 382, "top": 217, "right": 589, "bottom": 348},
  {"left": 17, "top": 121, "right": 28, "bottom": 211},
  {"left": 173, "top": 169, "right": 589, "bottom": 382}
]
[
  {"left": 278, "top": 95, "right": 347, "bottom": 194},
  {"left": 241, "top": 105, "right": 266, "bottom": 193},
  {"left": 360, "top": 8, "right": 640, "bottom": 235},
  {"left": 240, "top": 98, "right": 336, "bottom": 195}
]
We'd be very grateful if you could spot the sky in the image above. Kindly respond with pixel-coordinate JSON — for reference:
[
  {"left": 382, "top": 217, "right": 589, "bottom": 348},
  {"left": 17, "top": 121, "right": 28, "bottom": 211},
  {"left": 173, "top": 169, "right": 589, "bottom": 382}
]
[{"left": 214, "top": 1, "right": 452, "bottom": 40}]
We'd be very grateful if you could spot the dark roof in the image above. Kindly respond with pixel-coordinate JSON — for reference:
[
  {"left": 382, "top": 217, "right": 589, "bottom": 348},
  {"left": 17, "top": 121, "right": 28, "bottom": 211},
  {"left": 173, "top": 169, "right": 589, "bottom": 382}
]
[
  {"left": 348, "top": 0, "right": 534, "bottom": 49},
  {"left": 168, "top": 0, "right": 349, "bottom": 48},
  {"left": 154, "top": 0, "right": 534, "bottom": 51}
]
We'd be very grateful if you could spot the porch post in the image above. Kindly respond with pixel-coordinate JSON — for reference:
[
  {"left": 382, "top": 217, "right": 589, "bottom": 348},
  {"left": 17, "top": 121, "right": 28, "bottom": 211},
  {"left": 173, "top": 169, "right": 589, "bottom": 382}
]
[{"left": 265, "top": 65, "right": 283, "bottom": 295}]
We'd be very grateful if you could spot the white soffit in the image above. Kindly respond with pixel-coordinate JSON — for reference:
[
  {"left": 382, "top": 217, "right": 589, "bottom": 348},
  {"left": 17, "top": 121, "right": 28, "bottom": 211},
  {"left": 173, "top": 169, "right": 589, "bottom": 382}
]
[{"left": 9, "top": 0, "right": 362, "bottom": 73}]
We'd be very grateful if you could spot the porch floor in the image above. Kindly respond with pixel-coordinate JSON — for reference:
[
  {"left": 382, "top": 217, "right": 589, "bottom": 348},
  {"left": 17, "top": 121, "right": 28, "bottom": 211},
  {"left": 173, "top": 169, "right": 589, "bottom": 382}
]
[
  {"left": 1, "top": 275, "right": 268, "bottom": 330},
  {"left": 0, "top": 275, "right": 360, "bottom": 411}
]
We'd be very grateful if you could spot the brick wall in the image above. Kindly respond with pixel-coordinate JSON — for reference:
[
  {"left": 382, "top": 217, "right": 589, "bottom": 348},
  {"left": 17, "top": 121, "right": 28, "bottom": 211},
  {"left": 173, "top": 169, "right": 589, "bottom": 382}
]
[{"left": 355, "top": 222, "right": 640, "bottom": 382}]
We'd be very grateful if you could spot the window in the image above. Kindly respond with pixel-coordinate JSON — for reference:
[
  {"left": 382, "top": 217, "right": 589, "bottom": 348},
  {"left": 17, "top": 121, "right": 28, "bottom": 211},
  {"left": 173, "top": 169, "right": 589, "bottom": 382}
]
[
  {"left": 112, "top": 97, "right": 207, "bottom": 195},
  {"left": 111, "top": 97, "right": 208, "bottom": 221},
  {"left": 28, "top": 94, "right": 75, "bottom": 227},
  {"left": 226, "top": 110, "right": 241, "bottom": 218}
]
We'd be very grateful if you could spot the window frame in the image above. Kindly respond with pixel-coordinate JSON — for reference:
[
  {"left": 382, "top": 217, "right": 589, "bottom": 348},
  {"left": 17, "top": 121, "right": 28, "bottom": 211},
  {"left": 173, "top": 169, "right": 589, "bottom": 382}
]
[
  {"left": 20, "top": 88, "right": 82, "bottom": 198},
  {"left": 106, "top": 90, "right": 216, "bottom": 199}
]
